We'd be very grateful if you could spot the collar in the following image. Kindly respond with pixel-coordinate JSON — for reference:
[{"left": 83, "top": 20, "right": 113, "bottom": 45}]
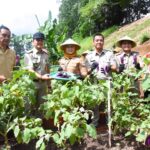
[
  {"left": 33, "top": 47, "right": 43, "bottom": 54},
  {"left": 0, "top": 46, "right": 9, "bottom": 54},
  {"left": 93, "top": 49, "right": 105, "bottom": 56},
  {"left": 122, "top": 51, "right": 134, "bottom": 57}
]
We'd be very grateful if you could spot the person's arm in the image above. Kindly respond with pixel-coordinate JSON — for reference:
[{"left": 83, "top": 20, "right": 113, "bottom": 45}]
[
  {"left": 45, "top": 59, "right": 51, "bottom": 88},
  {"left": 110, "top": 53, "right": 117, "bottom": 72},
  {"left": 24, "top": 53, "right": 51, "bottom": 80},
  {"left": 135, "top": 55, "right": 144, "bottom": 69},
  {"left": 79, "top": 59, "right": 88, "bottom": 77},
  {"left": 0, "top": 75, "right": 6, "bottom": 83}
]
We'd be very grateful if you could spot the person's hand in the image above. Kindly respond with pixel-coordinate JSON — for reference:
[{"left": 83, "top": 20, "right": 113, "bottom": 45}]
[
  {"left": 41, "top": 74, "right": 52, "bottom": 80},
  {"left": 58, "top": 66, "right": 63, "bottom": 71},
  {"left": 133, "top": 55, "right": 141, "bottom": 70},
  {"left": 91, "top": 62, "right": 99, "bottom": 71},
  {"left": 119, "top": 64, "right": 125, "bottom": 73},
  {"left": 101, "top": 68, "right": 106, "bottom": 75},
  {"left": 0, "top": 75, "right": 6, "bottom": 83},
  {"left": 105, "top": 66, "right": 110, "bottom": 73},
  {"left": 135, "top": 63, "right": 141, "bottom": 70}
]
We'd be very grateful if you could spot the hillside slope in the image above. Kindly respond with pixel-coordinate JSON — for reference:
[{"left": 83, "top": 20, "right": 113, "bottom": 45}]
[
  {"left": 79, "top": 14, "right": 150, "bottom": 55},
  {"left": 104, "top": 14, "right": 150, "bottom": 54}
]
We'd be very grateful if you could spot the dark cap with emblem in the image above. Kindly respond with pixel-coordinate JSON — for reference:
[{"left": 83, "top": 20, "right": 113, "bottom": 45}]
[{"left": 33, "top": 32, "right": 45, "bottom": 40}]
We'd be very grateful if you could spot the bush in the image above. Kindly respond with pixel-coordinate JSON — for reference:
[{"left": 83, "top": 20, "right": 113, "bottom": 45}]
[{"left": 140, "top": 33, "right": 150, "bottom": 44}]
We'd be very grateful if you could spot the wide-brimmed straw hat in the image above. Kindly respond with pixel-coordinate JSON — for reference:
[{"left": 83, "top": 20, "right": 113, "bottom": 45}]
[
  {"left": 60, "top": 38, "right": 81, "bottom": 51},
  {"left": 116, "top": 36, "right": 137, "bottom": 48}
]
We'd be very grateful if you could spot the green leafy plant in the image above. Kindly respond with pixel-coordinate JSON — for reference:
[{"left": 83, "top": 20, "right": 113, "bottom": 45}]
[
  {"left": 111, "top": 69, "right": 150, "bottom": 145},
  {"left": 0, "top": 70, "right": 36, "bottom": 149},
  {"left": 41, "top": 79, "right": 108, "bottom": 148}
]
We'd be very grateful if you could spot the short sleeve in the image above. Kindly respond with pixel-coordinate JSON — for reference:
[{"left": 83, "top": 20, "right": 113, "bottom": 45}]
[
  {"left": 109, "top": 52, "right": 117, "bottom": 67},
  {"left": 24, "top": 53, "right": 33, "bottom": 70}
]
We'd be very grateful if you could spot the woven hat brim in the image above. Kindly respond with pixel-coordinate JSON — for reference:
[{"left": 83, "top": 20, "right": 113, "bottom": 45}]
[
  {"left": 60, "top": 44, "right": 80, "bottom": 51},
  {"left": 116, "top": 39, "right": 136, "bottom": 48}
]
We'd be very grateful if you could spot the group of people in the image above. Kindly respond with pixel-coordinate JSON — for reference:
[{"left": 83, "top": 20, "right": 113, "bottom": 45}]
[{"left": 0, "top": 25, "right": 149, "bottom": 127}]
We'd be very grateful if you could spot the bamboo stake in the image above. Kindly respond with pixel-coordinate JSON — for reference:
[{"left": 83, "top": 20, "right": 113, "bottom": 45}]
[{"left": 107, "top": 77, "right": 112, "bottom": 147}]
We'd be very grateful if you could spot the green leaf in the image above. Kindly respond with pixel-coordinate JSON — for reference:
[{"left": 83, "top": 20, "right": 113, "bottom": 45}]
[
  {"left": 69, "top": 134, "right": 76, "bottom": 145},
  {"left": 65, "top": 124, "right": 74, "bottom": 138},
  {"left": 0, "top": 97, "right": 4, "bottom": 104},
  {"left": 36, "top": 138, "right": 44, "bottom": 149},
  {"left": 86, "top": 124, "right": 97, "bottom": 138},
  {"left": 14, "top": 126, "right": 20, "bottom": 138},
  {"left": 136, "top": 131, "right": 147, "bottom": 142},
  {"left": 40, "top": 142, "right": 46, "bottom": 150},
  {"left": 23, "top": 128, "right": 31, "bottom": 143},
  {"left": 52, "top": 133, "right": 60, "bottom": 144},
  {"left": 76, "top": 127, "right": 84, "bottom": 137},
  {"left": 61, "top": 98, "right": 71, "bottom": 107},
  {"left": 125, "top": 131, "right": 131, "bottom": 137}
]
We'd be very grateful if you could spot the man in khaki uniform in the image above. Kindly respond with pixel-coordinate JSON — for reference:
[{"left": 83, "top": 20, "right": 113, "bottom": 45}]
[
  {"left": 0, "top": 25, "right": 16, "bottom": 83},
  {"left": 59, "top": 38, "right": 87, "bottom": 78},
  {"left": 85, "top": 33, "right": 117, "bottom": 127},
  {"left": 24, "top": 32, "right": 51, "bottom": 116},
  {"left": 115, "top": 36, "right": 144, "bottom": 97}
]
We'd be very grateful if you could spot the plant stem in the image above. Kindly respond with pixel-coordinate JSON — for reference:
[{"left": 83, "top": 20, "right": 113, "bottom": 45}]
[{"left": 4, "top": 132, "right": 10, "bottom": 150}]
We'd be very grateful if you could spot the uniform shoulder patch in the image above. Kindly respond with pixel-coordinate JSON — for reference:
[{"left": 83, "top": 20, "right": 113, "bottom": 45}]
[
  {"left": 42, "top": 49, "right": 48, "bottom": 54},
  {"left": 132, "top": 51, "right": 139, "bottom": 55},
  {"left": 26, "top": 50, "right": 33, "bottom": 54},
  {"left": 115, "top": 51, "right": 123, "bottom": 56},
  {"left": 103, "top": 49, "right": 111, "bottom": 52}
]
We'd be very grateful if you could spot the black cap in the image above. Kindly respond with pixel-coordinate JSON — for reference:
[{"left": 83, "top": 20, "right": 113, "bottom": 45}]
[{"left": 33, "top": 32, "right": 45, "bottom": 40}]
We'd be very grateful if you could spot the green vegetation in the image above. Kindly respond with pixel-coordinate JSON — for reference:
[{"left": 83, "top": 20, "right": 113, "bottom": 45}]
[
  {"left": 58, "top": 0, "right": 149, "bottom": 39},
  {"left": 2, "top": 1, "right": 150, "bottom": 149},
  {"left": 140, "top": 33, "right": 150, "bottom": 44},
  {"left": 104, "top": 18, "right": 150, "bottom": 49},
  {"left": 112, "top": 65, "right": 150, "bottom": 143},
  {"left": 1, "top": 62, "right": 150, "bottom": 149}
]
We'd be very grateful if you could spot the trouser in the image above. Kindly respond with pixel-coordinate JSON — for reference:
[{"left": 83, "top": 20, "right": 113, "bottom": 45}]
[
  {"left": 91, "top": 78, "right": 111, "bottom": 127},
  {"left": 33, "top": 80, "right": 47, "bottom": 118},
  {"left": 92, "top": 105, "right": 100, "bottom": 127},
  {"left": 92, "top": 102, "right": 106, "bottom": 127}
]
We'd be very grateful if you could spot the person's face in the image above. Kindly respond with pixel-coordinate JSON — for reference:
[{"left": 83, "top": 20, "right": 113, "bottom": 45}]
[
  {"left": 121, "top": 41, "right": 132, "bottom": 52},
  {"left": 33, "top": 39, "right": 44, "bottom": 50},
  {"left": 64, "top": 45, "right": 76, "bottom": 54},
  {"left": 0, "top": 29, "right": 11, "bottom": 48},
  {"left": 93, "top": 35, "right": 104, "bottom": 51}
]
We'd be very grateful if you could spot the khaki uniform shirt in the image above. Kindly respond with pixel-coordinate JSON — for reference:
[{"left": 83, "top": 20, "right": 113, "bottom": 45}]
[
  {"left": 85, "top": 49, "right": 117, "bottom": 79},
  {"left": 115, "top": 51, "right": 143, "bottom": 71},
  {"left": 0, "top": 47, "right": 16, "bottom": 79},
  {"left": 24, "top": 48, "right": 50, "bottom": 75},
  {"left": 59, "top": 57, "right": 87, "bottom": 76}
]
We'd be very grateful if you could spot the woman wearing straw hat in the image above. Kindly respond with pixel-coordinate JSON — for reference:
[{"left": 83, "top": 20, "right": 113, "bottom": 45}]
[
  {"left": 59, "top": 38, "right": 88, "bottom": 78},
  {"left": 115, "top": 36, "right": 143, "bottom": 73},
  {"left": 115, "top": 35, "right": 144, "bottom": 97}
]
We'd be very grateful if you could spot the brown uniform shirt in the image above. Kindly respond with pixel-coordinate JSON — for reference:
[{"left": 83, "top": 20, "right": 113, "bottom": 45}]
[
  {"left": 24, "top": 48, "right": 50, "bottom": 75},
  {"left": 0, "top": 47, "right": 16, "bottom": 79},
  {"left": 59, "top": 57, "right": 87, "bottom": 77}
]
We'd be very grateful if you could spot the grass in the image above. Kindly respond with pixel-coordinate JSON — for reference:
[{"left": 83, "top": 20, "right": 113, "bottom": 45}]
[
  {"left": 105, "top": 18, "right": 150, "bottom": 49},
  {"left": 101, "top": 25, "right": 119, "bottom": 38},
  {"left": 140, "top": 33, "right": 150, "bottom": 44},
  {"left": 78, "top": 36, "right": 93, "bottom": 54}
]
